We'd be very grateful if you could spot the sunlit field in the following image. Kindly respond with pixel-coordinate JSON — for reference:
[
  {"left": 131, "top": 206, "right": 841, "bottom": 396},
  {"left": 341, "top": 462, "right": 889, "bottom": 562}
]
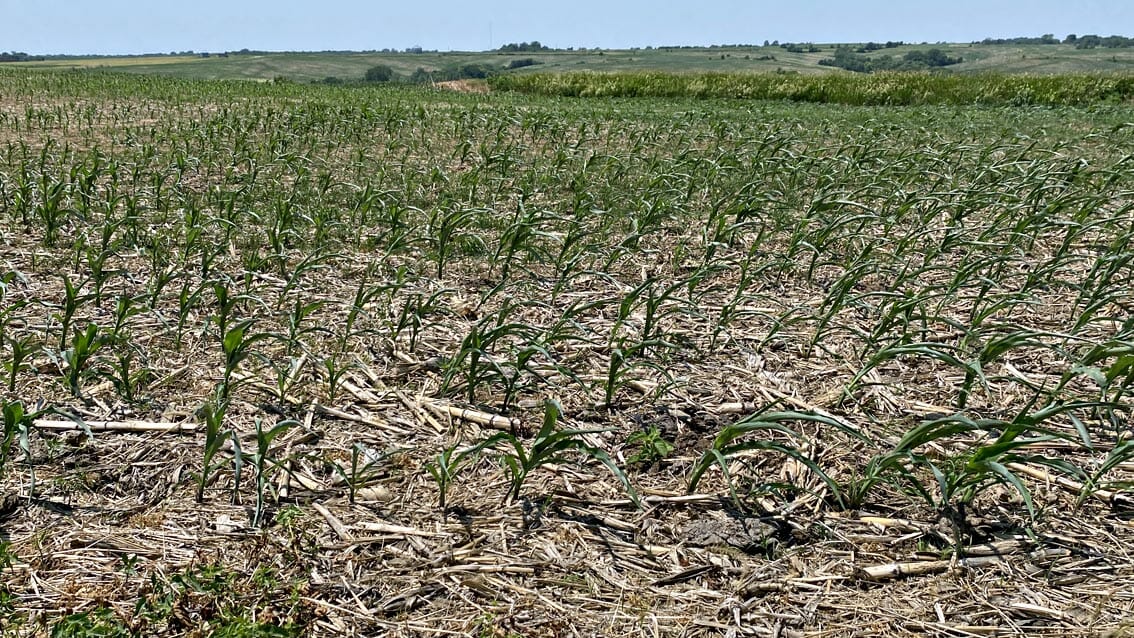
[{"left": 0, "top": 69, "right": 1132, "bottom": 636}]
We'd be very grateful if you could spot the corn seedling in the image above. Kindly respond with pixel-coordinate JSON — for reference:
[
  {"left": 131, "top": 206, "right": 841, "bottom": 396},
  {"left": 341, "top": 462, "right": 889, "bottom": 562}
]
[
  {"left": 195, "top": 395, "right": 231, "bottom": 503},
  {"left": 59, "top": 323, "right": 109, "bottom": 397},
  {"left": 219, "top": 320, "right": 269, "bottom": 404},
  {"left": 249, "top": 417, "right": 296, "bottom": 527},
  {"left": 427, "top": 206, "right": 482, "bottom": 280},
  {"left": 320, "top": 354, "right": 355, "bottom": 404},
  {"left": 276, "top": 298, "right": 330, "bottom": 356},
  {"left": 1, "top": 400, "right": 48, "bottom": 498},
  {"left": 859, "top": 405, "right": 1095, "bottom": 539},
  {"left": 602, "top": 337, "right": 677, "bottom": 409},
  {"left": 689, "top": 410, "right": 868, "bottom": 510},
  {"left": 101, "top": 345, "right": 152, "bottom": 404},
  {"left": 170, "top": 279, "right": 206, "bottom": 352},
  {"left": 4, "top": 334, "right": 38, "bottom": 393},
  {"left": 53, "top": 274, "right": 90, "bottom": 352},
  {"left": 1079, "top": 438, "right": 1134, "bottom": 507},
  {"left": 423, "top": 442, "right": 481, "bottom": 514},
  {"left": 327, "top": 443, "right": 391, "bottom": 504},
  {"left": 489, "top": 399, "right": 637, "bottom": 506}
]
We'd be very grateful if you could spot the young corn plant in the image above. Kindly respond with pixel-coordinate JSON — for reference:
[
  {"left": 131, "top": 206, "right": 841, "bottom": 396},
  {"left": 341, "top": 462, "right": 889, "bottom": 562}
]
[
  {"left": 0, "top": 270, "right": 28, "bottom": 344},
  {"left": 218, "top": 320, "right": 269, "bottom": 404},
  {"left": 327, "top": 443, "right": 391, "bottom": 504},
  {"left": 279, "top": 248, "right": 341, "bottom": 301},
  {"left": 424, "top": 442, "right": 488, "bottom": 514},
  {"left": 265, "top": 356, "right": 305, "bottom": 406},
  {"left": 688, "top": 410, "right": 867, "bottom": 510},
  {"left": 102, "top": 345, "right": 153, "bottom": 405},
  {"left": 276, "top": 298, "right": 330, "bottom": 357},
  {"left": 492, "top": 204, "right": 556, "bottom": 281},
  {"left": 195, "top": 394, "right": 232, "bottom": 503},
  {"left": 337, "top": 277, "right": 402, "bottom": 352},
  {"left": 249, "top": 417, "right": 296, "bottom": 528},
  {"left": 487, "top": 399, "right": 638, "bottom": 506},
  {"left": 2, "top": 400, "right": 47, "bottom": 498},
  {"left": 319, "top": 354, "right": 355, "bottom": 404},
  {"left": 59, "top": 323, "right": 109, "bottom": 397},
  {"left": 35, "top": 176, "right": 70, "bottom": 247},
  {"left": 427, "top": 205, "right": 482, "bottom": 280},
  {"left": 602, "top": 337, "right": 677, "bottom": 409},
  {"left": 53, "top": 274, "right": 91, "bottom": 352},
  {"left": 4, "top": 333, "right": 38, "bottom": 393},
  {"left": 1078, "top": 438, "right": 1134, "bottom": 508},
  {"left": 846, "top": 342, "right": 985, "bottom": 409},
  {"left": 440, "top": 304, "right": 546, "bottom": 408},
  {"left": 1074, "top": 339, "right": 1134, "bottom": 406},
  {"left": 391, "top": 288, "right": 449, "bottom": 353},
  {"left": 856, "top": 404, "right": 1095, "bottom": 539},
  {"left": 107, "top": 294, "right": 144, "bottom": 343},
  {"left": 1, "top": 401, "right": 33, "bottom": 477}
]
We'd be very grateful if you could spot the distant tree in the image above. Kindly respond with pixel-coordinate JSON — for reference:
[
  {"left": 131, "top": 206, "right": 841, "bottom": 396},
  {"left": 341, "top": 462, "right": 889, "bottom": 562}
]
[
  {"left": 499, "top": 41, "right": 550, "bottom": 53},
  {"left": 903, "top": 48, "right": 962, "bottom": 67},
  {"left": 505, "top": 58, "right": 542, "bottom": 70},
  {"left": 781, "top": 42, "right": 820, "bottom": 53},
  {"left": 365, "top": 65, "right": 395, "bottom": 82},
  {"left": 981, "top": 34, "right": 1075, "bottom": 45},
  {"left": 0, "top": 51, "right": 45, "bottom": 62},
  {"left": 820, "top": 47, "right": 960, "bottom": 73},
  {"left": 457, "top": 63, "right": 493, "bottom": 79},
  {"left": 819, "top": 47, "right": 870, "bottom": 72}
]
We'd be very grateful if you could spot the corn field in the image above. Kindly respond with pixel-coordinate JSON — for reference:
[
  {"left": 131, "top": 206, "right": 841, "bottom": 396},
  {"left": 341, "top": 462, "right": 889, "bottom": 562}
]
[
  {"left": 489, "top": 70, "right": 1134, "bottom": 106},
  {"left": 0, "top": 68, "right": 1133, "bottom": 636}
]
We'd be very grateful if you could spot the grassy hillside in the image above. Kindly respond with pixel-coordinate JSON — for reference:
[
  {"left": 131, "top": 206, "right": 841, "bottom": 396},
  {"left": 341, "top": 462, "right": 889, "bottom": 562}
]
[{"left": 3, "top": 42, "right": 1133, "bottom": 82}]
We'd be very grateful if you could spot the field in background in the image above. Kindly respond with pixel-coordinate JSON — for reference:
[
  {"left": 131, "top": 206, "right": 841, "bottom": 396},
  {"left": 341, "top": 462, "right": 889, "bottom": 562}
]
[
  {"left": 4, "top": 42, "right": 1134, "bottom": 82},
  {"left": 0, "top": 69, "right": 1133, "bottom": 636},
  {"left": 489, "top": 70, "right": 1134, "bottom": 105}
]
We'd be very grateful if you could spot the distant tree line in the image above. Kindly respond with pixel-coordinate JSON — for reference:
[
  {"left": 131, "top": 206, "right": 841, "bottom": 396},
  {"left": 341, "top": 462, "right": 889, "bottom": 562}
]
[
  {"left": 498, "top": 41, "right": 550, "bottom": 53},
  {"left": 779, "top": 42, "right": 822, "bottom": 53},
  {"left": 409, "top": 63, "right": 498, "bottom": 81},
  {"left": 0, "top": 52, "right": 46, "bottom": 62},
  {"left": 819, "top": 47, "right": 962, "bottom": 73},
  {"left": 977, "top": 34, "right": 1134, "bottom": 49},
  {"left": 978, "top": 34, "right": 1062, "bottom": 45},
  {"left": 353, "top": 60, "right": 536, "bottom": 86},
  {"left": 856, "top": 41, "right": 905, "bottom": 52},
  {"left": 1065, "top": 34, "right": 1134, "bottom": 49}
]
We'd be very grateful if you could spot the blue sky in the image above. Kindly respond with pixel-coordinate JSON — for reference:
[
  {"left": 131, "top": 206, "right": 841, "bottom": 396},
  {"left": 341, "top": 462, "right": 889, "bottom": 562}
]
[{"left": 2, "top": 0, "right": 1132, "bottom": 55}]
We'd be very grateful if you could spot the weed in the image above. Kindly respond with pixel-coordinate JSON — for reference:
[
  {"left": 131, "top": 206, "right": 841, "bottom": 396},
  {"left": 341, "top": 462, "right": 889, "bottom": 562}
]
[{"left": 625, "top": 427, "right": 674, "bottom": 466}]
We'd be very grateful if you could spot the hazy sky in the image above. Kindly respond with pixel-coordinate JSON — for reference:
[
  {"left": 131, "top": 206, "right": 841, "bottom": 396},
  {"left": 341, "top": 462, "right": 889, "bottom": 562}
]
[{"left": 2, "top": 0, "right": 1132, "bottom": 55}]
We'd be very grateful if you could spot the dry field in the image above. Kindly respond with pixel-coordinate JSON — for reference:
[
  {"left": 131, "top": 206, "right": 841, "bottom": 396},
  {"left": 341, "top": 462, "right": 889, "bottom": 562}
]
[{"left": 0, "top": 69, "right": 1133, "bottom": 637}]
